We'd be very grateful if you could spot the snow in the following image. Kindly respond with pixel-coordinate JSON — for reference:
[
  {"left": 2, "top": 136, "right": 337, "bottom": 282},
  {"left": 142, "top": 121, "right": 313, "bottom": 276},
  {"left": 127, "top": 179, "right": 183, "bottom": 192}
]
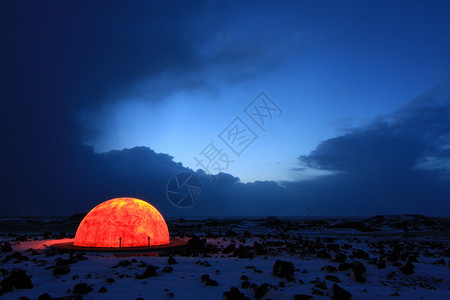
[{"left": 0, "top": 216, "right": 449, "bottom": 299}]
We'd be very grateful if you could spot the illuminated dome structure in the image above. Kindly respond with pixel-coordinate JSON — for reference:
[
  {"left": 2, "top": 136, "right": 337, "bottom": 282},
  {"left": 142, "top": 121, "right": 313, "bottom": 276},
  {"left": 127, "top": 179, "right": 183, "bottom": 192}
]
[{"left": 74, "top": 197, "right": 169, "bottom": 248}]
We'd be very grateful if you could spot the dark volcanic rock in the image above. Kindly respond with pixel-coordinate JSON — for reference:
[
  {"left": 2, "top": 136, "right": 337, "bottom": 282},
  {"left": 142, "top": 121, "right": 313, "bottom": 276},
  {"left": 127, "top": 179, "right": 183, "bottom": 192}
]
[
  {"left": 272, "top": 260, "right": 295, "bottom": 279},
  {"left": 312, "top": 280, "right": 327, "bottom": 290},
  {"left": 37, "top": 292, "right": 53, "bottom": 300},
  {"left": 338, "top": 262, "right": 353, "bottom": 271},
  {"left": 399, "top": 261, "right": 415, "bottom": 275},
  {"left": 312, "top": 288, "right": 324, "bottom": 295},
  {"left": 376, "top": 259, "right": 386, "bottom": 269},
  {"left": 73, "top": 283, "right": 93, "bottom": 294},
  {"left": 321, "top": 265, "right": 337, "bottom": 273},
  {"left": 253, "top": 241, "right": 268, "bottom": 255},
  {"left": 113, "top": 259, "right": 131, "bottom": 268},
  {"left": 233, "top": 245, "right": 254, "bottom": 259},
  {"left": 351, "top": 249, "right": 369, "bottom": 260},
  {"left": 327, "top": 243, "right": 340, "bottom": 251},
  {"left": 168, "top": 256, "right": 177, "bottom": 265},
  {"left": 352, "top": 261, "right": 367, "bottom": 283},
  {"left": 0, "top": 242, "right": 12, "bottom": 252},
  {"left": 332, "top": 253, "right": 347, "bottom": 263},
  {"left": 225, "top": 230, "right": 238, "bottom": 237},
  {"left": 204, "top": 278, "right": 219, "bottom": 286},
  {"left": 201, "top": 274, "right": 210, "bottom": 282},
  {"left": 431, "top": 259, "right": 445, "bottom": 265},
  {"left": 241, "top": 280, "right": 251, "bottom": 289},
  {"left": 294, "top": 294, "right": 313, "bottom": 300},
  {"left": 98, "top": 286, "right": 107, "bottom": 293},
  {"left": 136, "top": 265, "right": 158, "bottom": 279},
  {"left": 2, "top": 252, "right": 29, "bottom": 263},
  {"left": 53, "top": 266, "right": 70, "bottom": 276},
  {"left": 105, "top": 277, "right": 115, "bottom": 283},
  {"left": 316, "top": 250, "right": 332, "bottom": 259},
  {"left": 223, "top": 286, "right": 250, "bottom": 300},
  {"left": 331, "top": 283, "right": 352, "bottom": 300},
  {"left": 352, "top": 261, "right": 366, "bottom": 275},
  {"left": 223, "top": 244, "right": 236, "bottom": 254},
  {"left": 162, "top": 266, "right": 174, "bottom": 273},
  {"left": 186, "top": 235, "right": 206, "bottom": 253},
  {"left": 325, "top": 275, "right": 341, "bottom": 283},
  {"left": 0, "top": 268, "right": 33, "bottom": 295},
  {"left": 0, "top": 268, "right": 9, "bottom": 277},
  {"left": 254, "top": 283, "right": 273, "bottom": 300}
]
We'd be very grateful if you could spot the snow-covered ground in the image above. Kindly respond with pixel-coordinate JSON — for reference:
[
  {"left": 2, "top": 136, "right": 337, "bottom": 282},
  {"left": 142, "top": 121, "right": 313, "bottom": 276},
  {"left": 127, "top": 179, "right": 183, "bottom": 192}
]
[{"left": 0, "top": 215, "right": 449, "bottom": 299}]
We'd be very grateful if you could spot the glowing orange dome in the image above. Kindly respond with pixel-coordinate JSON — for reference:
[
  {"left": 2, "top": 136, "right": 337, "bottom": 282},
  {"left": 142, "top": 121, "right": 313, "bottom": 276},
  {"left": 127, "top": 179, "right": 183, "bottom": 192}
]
[{"left": 74, "top": 197, "right": 169, "bottom": 248}]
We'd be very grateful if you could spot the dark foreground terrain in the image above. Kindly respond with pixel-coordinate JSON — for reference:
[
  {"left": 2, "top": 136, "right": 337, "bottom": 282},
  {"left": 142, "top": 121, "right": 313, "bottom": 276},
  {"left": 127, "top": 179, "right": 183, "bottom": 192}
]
[{"left": 0, "top": 215, "right": 449, "bottom": 299}]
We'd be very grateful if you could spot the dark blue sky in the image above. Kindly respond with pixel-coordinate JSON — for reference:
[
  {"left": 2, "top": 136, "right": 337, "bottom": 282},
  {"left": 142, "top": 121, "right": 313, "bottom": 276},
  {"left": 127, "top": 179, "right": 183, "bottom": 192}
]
[{"left": 1, "top": 1, "right": 449, "bottom": 217}]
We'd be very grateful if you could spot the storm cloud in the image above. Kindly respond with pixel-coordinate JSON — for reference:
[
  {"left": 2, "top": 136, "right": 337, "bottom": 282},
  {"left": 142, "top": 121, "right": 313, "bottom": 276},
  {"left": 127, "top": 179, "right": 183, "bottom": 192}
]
[{"left": 1, "top": 2, "right": 449, "bottom": 217}]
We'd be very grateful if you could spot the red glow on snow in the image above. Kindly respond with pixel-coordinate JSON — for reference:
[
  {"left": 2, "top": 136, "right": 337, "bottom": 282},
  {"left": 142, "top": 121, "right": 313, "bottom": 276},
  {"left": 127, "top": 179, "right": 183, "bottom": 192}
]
[{"left": 74, "top": 197, "right": 169, "bottom": 247}]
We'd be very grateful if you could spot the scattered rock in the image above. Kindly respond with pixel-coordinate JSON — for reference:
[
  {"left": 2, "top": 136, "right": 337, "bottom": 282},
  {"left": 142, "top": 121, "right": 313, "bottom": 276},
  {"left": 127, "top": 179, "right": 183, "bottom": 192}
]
[
  {"left": 351, "top": 249, "right": 369, "bottom": 260},
  {"left": 399, "top": 261, "right": 415, "bottom": 275},
  {"left": 316, "top": 250, "right": 331, "bottom": 259},
  {"left": 105, "top": 277, "right": 115, "bottom": 283},
  {"left": 254, "top": 283, "right": 273, "bottom": 300},
  {"left": 223, "top": 244, "right": 236, "bottom": 254},
  {"left": 196, "top": 260, "right": 211, "bottom": 267},
  {"left": 325, "top": 275, "right": 341, "bottom": 283},
  {"left": 98, "top": 286, "right": 107, "bottom": 293},
  {"left": 376, "top": 259, "right": 386, "bottom": 269},
  {"left": 241, "top": 280, "right": 251, "bottom": 289},
  {"left": 168, "top": 256, "right": 177, "bottom": 265},
  {"left": 223, "top": 287, "right": 250, "bottom": 300},
  {"left": 352, "top": 261, "right": 367, "bottom": 283},
  {"left": 312, "top": 288, "right": 324, "bottom": 295},
  {"left": 431, "top": 259, "right": 445, "bottom": 265},
  {"left": 294, "top": 294, "right": 313, "bottom": 300},
  {"left": 253, "top": 241, "right": 268, "bottom": 255},
  {"left": 113, "top": 260, "right": 131, "bottom": 268},
  {"left": 204, "top": 278, "right": 219, "bottom": 286},
  {"left": 233, "top": 245, "right": 254, "bottom": 259},
  {"left": 37, "top": 292, "right": 53, "bottom": 300},
  {"left": 186, "top": 235, "right": 206, "bottom": 254},
  {"left": 321, "top": 265, "right": 337, "bottom": 273},
  {"left": 330, "top": 283, "right": 352, "bottom": 300},
  {"left": 162, "top": 266, "right": 174, "bottom": 273},
  {"left": 2, "top": 252, "right": 29, "bottom": 263},
  {"left": 0, "top": 269, "right": 9, "bottom": 277},
  {"left": 0, "top": 268, "right": 33, "bottom": 295},
  {"left": 338, "top": 262, "right": 353, "bottom": 271},
  {"left": 272, "top": 260, "right": 294, "bottom": 279},
  {"left": 53, "top": 266, "right": 70, "bottom": 276},
  {"left": 73, "top": 283, "right": 93, "bottom": 294},
  {"left": 0, "top": 242, "right": 12, "bottom": 252},
  {"left": 332, "top": 253, "right": 347, "bottom": 263},
  {"left": 136, "top": 265, "right": 158, "bottom": 279}
]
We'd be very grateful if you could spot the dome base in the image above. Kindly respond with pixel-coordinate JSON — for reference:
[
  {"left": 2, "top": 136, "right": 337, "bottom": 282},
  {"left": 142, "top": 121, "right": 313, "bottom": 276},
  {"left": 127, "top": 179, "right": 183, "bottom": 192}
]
[{"left": 50, "top": 238, "right": 187, "bottom": 253}]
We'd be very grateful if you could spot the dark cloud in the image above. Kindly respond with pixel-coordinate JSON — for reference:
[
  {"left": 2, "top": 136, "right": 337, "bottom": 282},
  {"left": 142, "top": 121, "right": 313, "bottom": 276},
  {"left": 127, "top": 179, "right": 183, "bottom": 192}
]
[
  {"left": 0, "top": 1, "right": 288, "bottom": 216},
  {"left": 1, "top": 2, "right": 448, "bottom": 217},
  {"left": 292, "top": 81, "right": 450, "bottom": 216}
]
